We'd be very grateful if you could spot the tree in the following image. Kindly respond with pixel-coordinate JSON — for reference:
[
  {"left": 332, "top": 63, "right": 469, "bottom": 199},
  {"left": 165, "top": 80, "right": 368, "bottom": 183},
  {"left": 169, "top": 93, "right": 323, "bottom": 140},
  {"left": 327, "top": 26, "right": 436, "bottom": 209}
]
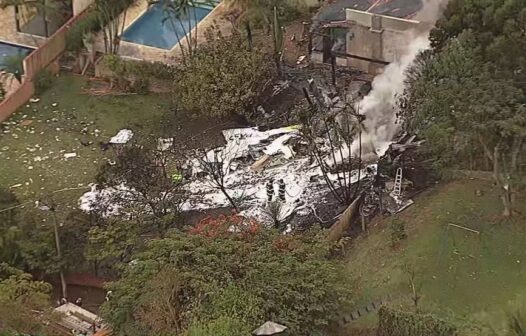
[
  {"left": 172, "top": 28, "right": 275, "bottom": 119},
  {"left": 0, "top": 188, "right": 23, "bottom": 266},
  {"left": 101, "top": 218, "right": 353, "bottom": 336},
  {"left": 398, "top": 32, "right": 526, "bottom": 216},
  {"left": 85, "top": 218, "right": 141, "bottom": 276},
  {"left": 430, "top": 0, "right": 526, "bottom": 91},
  {"left": 196, "top": 147, "right": 239, "bottom": 211},
  {"left": 95, "top": 0, "right": 135, "bottom": 54},
  {"left": 224, "top": 0, "right": 266, "bottom": 49},
  {"left": 2, "top": 55, "right": 24, "bottom": 84},
  {"left": 300, "top": 81, "right": 365, "bottom": 206},
  {"left": 95, "top": 144, "right": 182, "bottom": 235},
  {"left": 224, "top": 0, "right": 306, "bottom": 50},
  {"left": 0, "top": 264, "right": 53, "bottom": 335}
]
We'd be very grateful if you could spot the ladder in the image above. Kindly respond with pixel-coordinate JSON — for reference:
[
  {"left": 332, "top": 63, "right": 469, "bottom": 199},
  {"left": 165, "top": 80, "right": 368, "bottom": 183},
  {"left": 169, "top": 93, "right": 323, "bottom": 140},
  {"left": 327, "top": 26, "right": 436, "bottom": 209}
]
[{"left": 393, "top": 168, "right": 403, "bottom": 197}]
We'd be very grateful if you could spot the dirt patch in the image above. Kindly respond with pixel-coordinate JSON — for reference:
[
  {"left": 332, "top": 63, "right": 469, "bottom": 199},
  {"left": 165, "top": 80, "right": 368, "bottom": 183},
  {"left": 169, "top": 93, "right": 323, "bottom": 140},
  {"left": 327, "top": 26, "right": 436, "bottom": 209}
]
[
  {"left": 283, "top": 21, "right": 310, "bottom": 66},
  {"left": 158, "top": 111, "right": 247, "bottom": 154}
]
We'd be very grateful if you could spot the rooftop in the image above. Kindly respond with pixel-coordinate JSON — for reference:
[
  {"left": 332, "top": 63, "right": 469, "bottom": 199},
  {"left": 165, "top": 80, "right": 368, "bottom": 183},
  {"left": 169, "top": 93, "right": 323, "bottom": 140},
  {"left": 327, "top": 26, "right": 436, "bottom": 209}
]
[{"left": 314, "top": 0, "right": 423, "bottom": 23}]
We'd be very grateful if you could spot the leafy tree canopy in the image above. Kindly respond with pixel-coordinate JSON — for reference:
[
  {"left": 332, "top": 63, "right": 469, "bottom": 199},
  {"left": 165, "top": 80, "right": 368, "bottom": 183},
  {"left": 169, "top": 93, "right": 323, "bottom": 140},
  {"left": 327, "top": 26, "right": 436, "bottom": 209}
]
[
  {"left": 101, "top": 216, "right": 353, "bottom": 336},
  {"left": 172, "top": 29, "right": 275, "bottom": 119},
  {"left": 0, "top": 263, "right": 52, "bottom": 335},
  {"left": 431, "top": 0, "right": 526, "bottom": 89},
  {"left": 400, "top": 31, "right": 525, "bottom": 215}
]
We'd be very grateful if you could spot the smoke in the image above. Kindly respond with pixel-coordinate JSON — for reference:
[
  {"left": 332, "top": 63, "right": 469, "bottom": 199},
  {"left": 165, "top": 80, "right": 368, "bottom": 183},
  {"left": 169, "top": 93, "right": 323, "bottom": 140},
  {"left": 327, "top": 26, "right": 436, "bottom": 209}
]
[{"left": 355, "top": 0, "right": 449, "bottom": 156}]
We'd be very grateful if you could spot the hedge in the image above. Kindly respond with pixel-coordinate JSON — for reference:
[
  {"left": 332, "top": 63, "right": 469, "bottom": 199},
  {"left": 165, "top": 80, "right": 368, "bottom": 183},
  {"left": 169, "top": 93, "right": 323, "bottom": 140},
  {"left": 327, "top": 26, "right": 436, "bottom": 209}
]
[{"left": 377, "top": 306, "right": 458, "bottom": 336}]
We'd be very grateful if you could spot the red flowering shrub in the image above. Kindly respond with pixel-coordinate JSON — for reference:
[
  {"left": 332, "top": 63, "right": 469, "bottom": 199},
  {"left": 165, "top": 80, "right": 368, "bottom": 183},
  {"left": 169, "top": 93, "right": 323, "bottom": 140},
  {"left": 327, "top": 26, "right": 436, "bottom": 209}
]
[{"left": 190, "top": 214, "right": 260, "bottom": 239}]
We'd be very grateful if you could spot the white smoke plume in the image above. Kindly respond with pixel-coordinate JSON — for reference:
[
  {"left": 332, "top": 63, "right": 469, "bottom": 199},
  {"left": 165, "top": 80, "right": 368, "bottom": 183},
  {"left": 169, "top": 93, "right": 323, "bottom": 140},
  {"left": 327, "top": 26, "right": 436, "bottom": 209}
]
[{"left": 355, "top": 0, "right": 449, "bottom": 157}]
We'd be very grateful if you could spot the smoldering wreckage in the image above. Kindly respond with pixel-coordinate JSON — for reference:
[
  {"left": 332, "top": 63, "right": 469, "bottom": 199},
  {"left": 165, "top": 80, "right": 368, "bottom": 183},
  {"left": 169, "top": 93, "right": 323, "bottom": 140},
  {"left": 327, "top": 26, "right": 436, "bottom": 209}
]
[{"left": 79, "top": 78, "right": 426, "bottom": 234}]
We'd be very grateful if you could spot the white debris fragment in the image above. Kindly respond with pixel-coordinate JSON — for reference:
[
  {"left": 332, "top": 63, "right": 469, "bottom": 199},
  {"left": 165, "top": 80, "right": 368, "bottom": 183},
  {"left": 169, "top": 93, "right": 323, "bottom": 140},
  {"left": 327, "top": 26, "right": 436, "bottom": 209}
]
[
  {"left": 157, "top": 138, "right": 174, "bottom": 151},
  {"left": 64, "top": 153, "right": 77, "bottom": 159},
  {"left": 78, "top": 184, "right": 144, "bottom": 217},
  {"left": 109, "top": 129, "right": 134, "bottom": 144},
  {"left": 29, "top": 98, "right": 40, "bottom": 103}
]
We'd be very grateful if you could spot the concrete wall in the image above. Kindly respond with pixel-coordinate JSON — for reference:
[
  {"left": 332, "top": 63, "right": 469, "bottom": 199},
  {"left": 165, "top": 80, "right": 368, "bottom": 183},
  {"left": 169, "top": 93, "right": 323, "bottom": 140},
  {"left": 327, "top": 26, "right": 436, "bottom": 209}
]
[
  {"left": 73, "top": 0, "right": 94, "bottom": 16},
  {"left": 344, "top": 9, "right": 422, "bottom": 73}
]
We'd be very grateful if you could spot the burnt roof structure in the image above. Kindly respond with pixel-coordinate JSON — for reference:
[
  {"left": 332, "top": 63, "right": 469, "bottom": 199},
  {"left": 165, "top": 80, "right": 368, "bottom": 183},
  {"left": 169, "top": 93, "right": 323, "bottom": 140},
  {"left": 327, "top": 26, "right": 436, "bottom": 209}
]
[{"left": 313, "top": 0, "right": 423, "bottom": 24}]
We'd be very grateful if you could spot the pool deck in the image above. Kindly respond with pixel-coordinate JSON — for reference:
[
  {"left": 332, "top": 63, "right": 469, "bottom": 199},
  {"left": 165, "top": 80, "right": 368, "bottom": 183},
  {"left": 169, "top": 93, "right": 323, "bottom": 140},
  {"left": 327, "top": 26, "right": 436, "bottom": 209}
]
[
  {"left": 0, "top": 0, "right": 233, "bottom": 66},
  {"left": 93, "top": 0, "right": 233, "bottom": 64}
]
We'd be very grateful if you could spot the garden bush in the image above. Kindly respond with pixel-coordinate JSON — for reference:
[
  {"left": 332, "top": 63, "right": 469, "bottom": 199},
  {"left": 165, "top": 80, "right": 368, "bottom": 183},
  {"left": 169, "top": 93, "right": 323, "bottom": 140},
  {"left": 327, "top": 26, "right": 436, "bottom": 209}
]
[
  {"left": 172, "top": 29, "right": 276, "bottom": 119},
  {"left": 377, "top": 306, "right": 457, "bottom": 336},
  {"left": 102, "top": 54, "right": 176, "bottom": 93},
  {"left": 33, "top": 69, "right": 55, "bottom": 95},
  {"left": 389, "top": 218, "right": 408, "bottom": 248}
]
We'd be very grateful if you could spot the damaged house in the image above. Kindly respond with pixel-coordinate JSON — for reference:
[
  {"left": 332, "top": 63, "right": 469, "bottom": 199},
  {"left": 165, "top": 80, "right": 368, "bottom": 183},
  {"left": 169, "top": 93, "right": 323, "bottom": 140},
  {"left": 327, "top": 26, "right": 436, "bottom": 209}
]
[{"left": 310, "top": 0, "right": 432, "bottom": 74}]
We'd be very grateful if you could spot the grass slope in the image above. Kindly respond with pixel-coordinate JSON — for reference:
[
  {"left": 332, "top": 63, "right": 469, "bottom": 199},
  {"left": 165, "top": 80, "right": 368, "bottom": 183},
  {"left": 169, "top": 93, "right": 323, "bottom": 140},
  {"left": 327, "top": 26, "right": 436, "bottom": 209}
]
[{"left": 346, "top": 179, "right": 526, "bottom": 334}]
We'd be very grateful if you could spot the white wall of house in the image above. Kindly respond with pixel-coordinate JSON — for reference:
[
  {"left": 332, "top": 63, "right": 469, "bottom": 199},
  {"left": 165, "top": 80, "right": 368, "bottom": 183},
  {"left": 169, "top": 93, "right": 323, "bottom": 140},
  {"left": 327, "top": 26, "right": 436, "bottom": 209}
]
[
  {"left": 73, "top": 0, "right": 95, "bottom": 16},
  {"left": 344, "top": 9, "right": 423, "bottom": 73}
]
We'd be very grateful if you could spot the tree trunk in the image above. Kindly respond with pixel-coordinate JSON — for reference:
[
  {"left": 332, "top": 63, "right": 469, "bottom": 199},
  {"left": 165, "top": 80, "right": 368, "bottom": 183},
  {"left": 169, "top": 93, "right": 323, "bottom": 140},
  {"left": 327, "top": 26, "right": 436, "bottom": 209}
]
[
  {"left": 51, "top": 211, "right": 67, "bottom": 299},
  {"left": 220, "top": 185, "right": 238, "bottom": 212},
  {"left": 245, "top": 21, "right": 252, "bottom": 50},
  {"left": 43, "top": 4, "right": 49, "bottom": 37},
  {"left": 502, "top": 187, "right": 512, "bottom": 218},
  {"left": 493, "top": 145, "right": 513, "bottom": 217}
]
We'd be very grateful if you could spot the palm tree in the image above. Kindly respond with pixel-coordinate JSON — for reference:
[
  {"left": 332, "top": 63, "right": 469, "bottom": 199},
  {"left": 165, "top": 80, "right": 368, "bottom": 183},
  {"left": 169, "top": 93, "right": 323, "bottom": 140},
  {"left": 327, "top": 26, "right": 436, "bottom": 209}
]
[
  {"left": 149, "top": 0, "right": 212, "bottom": 63},
  {"left": 95, "top": 0, "right": 135, "bottom": 54},
  {"left": 225, "top": 0, "right": 284, "bottom": 70},
  {"left": 224, "top": 0, "right": 268, "bottom": 49}
]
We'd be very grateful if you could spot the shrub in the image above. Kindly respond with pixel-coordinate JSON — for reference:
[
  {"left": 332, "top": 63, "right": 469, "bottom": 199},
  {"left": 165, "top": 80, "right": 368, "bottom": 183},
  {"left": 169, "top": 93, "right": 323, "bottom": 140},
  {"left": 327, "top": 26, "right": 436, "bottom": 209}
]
[
  {"left": 130, "top": 76, "right": 150, "bottom": 95},
  {"left": 172, "top": 29, "right": 276, "bottom": 119},
  {"left": 185, "top": 316, "right": 252, "bottom": 336},
  {"left": 377, "top": 306, "right": 458, "bottom": 336},
  {"left": 66, "top": 9, "right": 100, "bottom": 52},
  {"left": 66, "top": 0, "right": 135, "bottom": 52},
  {"left": 0, "top": 82, "right": 5, "bottom": 102},
  {"left": 103, "top": 54, "right": 177, "bottom": 93},
  {"left": 390, "top": 218, "right": 408, "bottom": 248},
  {"left": 33, "top": 69, "right": 55, "bottom": 95},
  {"left": 102, "top": 227, "right": 352, "bottom": 335}
]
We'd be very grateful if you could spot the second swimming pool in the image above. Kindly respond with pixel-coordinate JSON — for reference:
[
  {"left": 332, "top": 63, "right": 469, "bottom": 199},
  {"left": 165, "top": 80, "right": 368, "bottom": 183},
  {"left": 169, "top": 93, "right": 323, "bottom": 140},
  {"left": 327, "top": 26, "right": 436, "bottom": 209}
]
[
  {"left": 0, "top": 41, "right": 33, "bottom": 69},
  {"left": 122, "top": 4, "right": 213, "bottom": 50}
]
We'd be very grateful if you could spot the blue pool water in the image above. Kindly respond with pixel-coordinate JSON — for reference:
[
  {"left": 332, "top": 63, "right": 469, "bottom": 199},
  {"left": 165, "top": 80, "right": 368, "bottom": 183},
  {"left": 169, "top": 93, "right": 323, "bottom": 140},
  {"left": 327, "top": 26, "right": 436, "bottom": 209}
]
[
  {"left": 0, "top": 42, "right": 33, "bottom": 69},
  {"left": 122, "top": 4, "right": 213, "bottom": 50}
]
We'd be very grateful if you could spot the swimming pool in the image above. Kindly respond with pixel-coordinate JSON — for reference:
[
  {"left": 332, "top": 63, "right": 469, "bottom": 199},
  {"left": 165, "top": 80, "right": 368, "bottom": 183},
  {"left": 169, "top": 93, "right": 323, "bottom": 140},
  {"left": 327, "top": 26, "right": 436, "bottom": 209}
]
[
  {"left": 122, "top": 4, "right": 213, "bottom": 50},
  {"left": 0, "top": 42, "right": 33, "bottom": 69}
]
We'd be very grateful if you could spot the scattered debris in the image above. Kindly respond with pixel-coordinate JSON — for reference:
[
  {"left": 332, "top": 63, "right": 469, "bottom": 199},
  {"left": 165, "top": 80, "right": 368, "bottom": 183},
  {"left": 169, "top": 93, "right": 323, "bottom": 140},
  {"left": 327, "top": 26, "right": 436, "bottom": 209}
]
[
  {"left": 64, "top": 153, "right": 77, "bottom": 159},
  {"left": 253, "top": 321, "right": 287, "bottom": 336},
  {"left": 157, "top": 138, "right": 174, "bottom": 151},
  {"left": 53, "top": 303, "right": 105, "bottom": 336},
  {"left": 109, "top": 129, "right": 133, "bottom": 144},
  {"left": 29, "top": 98, "right": 40, "bottom": 103}
]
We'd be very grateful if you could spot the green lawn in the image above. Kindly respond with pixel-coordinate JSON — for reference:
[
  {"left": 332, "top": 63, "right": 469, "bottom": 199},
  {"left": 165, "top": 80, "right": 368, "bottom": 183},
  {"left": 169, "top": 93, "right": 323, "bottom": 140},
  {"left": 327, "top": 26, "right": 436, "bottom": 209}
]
[
  {"left": 345, "top": 179, "right": 526, "bottom": 334},
  {"left": 0, "top": 74, "right": 171, "bottom": 206}
]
